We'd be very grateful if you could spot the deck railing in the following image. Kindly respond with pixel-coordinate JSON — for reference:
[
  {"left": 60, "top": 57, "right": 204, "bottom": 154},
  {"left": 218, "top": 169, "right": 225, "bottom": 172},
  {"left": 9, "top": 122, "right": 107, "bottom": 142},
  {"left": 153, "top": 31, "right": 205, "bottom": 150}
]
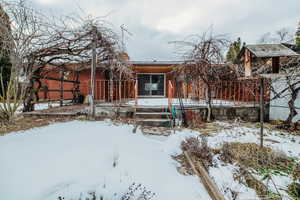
[
  {"left": 175, "top": 79, "right": 269, "bottom": 107},
  {"left": 168, "top": 80, "right": 174, "bottom": 112},
  {"left": 134, "top": 80, "right": 138, "bottom": 108},
  {"left": 83, "top": 80, "right": 136, "bottom": 103}
]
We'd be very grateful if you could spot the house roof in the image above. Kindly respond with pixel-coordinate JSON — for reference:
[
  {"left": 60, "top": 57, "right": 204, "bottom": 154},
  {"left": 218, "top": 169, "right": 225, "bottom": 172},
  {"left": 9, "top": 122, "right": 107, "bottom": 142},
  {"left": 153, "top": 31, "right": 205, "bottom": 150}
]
[
  {"left": 130, "top": 61, "right": 183, "bottom": 66},
  {"left": 237, "top": 44, "right": 298, "bottom": 59},
  {"left": 282, "top": 43, "right": 300, "bottom": 54}
]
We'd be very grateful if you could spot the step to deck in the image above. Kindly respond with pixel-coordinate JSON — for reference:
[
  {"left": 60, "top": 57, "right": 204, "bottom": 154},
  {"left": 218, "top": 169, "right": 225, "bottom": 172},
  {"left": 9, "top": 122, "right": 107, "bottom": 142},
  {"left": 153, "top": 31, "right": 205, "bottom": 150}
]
[
  {"left": 136, "top": 119, "right": 172, "bottom": 127},
  {"left": 136, "top": 106, "right": 169, "bottom": 113},
  {"left": 135, "top": 112, "right": 171, "bottom": 119}
]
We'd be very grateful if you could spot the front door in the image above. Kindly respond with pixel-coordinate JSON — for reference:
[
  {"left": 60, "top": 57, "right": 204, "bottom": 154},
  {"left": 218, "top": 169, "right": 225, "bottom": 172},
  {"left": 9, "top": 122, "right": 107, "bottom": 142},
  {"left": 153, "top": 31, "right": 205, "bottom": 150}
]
[{"left": 138, "top": 74, "right": 165, "bottom": 97}]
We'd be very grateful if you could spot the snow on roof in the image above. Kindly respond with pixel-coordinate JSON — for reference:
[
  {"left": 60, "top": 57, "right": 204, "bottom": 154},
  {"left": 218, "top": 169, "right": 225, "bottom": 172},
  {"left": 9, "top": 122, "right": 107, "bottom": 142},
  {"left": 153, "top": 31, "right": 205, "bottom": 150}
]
[{"left": 238, "top": 44, "right": 298, "bottom": 59}]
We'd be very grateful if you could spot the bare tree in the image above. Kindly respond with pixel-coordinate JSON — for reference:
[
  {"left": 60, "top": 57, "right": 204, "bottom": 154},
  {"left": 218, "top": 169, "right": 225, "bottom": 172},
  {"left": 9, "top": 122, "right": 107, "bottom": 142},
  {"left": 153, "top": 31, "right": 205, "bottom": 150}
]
[
  {"left": 171, "top": 29, "right": 230, "bottom": 121},
  {"left": 258, "top": 28, "right": 294, "bottom": 44},
  {"left": 1, "top": 0, "right": 132, "bottom": 113},
  {"left": 267, "top": 57, "right": 300, "bottom": 127}
]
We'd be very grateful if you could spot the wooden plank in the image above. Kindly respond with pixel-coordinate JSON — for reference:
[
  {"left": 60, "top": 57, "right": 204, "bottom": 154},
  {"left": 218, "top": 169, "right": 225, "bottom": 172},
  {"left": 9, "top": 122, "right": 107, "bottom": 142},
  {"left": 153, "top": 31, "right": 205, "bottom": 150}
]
[{"left": 184, "top": 151, "right": 225, "bottom": 200}]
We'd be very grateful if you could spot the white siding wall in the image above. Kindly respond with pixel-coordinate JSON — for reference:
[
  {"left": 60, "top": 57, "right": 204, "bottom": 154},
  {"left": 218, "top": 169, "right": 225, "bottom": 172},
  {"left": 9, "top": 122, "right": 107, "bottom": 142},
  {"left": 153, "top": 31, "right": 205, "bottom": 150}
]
[{"left": 270, "top": 78, "right": 300, "bottom": 122}]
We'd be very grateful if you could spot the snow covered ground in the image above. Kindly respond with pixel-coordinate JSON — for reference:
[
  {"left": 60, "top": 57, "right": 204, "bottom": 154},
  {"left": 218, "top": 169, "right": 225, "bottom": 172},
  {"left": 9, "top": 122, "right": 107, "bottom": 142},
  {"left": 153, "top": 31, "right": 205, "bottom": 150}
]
[
  {"left": 0, "top": 102, "right": 60, "bottom": 113},
  {"left": 126, "top": 98, "right": 236, "bottom": 107},
  {"left": 1, "top": 119, "right": 299, "bottom": 200},
  {"left": 0, "top": 120, "right": 211, "bottom": 200},
  {"left": 204, "top": 121, "right": 300, "bottom": 200}
]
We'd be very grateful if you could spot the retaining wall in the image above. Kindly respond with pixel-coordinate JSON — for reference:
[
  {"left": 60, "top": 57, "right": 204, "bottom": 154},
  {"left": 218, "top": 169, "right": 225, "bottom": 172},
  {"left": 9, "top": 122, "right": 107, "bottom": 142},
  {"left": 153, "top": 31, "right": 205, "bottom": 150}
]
[{"left": 179, "top": 106, "right": 261, "bottom": 122}]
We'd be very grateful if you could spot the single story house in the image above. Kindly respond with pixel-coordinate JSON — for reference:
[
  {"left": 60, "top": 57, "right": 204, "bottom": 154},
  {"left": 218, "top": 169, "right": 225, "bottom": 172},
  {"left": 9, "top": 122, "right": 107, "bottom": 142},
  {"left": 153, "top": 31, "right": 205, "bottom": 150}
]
[{"left": 38, "top": 57, "right": 182, "bottom": 101}]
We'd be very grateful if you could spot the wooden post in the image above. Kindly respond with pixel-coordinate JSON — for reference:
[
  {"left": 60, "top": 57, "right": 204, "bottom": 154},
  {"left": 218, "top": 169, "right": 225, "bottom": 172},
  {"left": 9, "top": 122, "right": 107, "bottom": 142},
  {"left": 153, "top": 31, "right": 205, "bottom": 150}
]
[
  {"left": 272, "top": 57, "right": 280, "bottom": 73},
  {"left": 60, "top": 70, "right": 64, "bottom": 107},
  {"left": 74, "top": 71, "right": 80, "bottom": 102},
  {"left": 245, "top": 49, "right": 252, "bottom": 77},
  {"left": 260, "top": 77, "right": 264, "bottom": 148},
  {"left": 89, "top": 26, "right": 97, "bottom": 118}
]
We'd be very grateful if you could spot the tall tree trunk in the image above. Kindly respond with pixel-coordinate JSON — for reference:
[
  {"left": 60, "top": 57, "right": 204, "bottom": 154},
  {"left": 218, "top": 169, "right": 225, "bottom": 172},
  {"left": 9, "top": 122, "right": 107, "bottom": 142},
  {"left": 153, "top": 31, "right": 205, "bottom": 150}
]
[
  {"left": 23, "top": 76, "right": 35, "bottom": 112},
  {"left": 109, "top": 69, "right": 113, "bottom": 102},
  {"left": 119, "top": 72, "right": 122, "bottom": 106},
  {"left": 285, "top": 88, "right": 300, "bottom": 125},
  {"left": 205, "top": 84, "right": 212, "bottom": 122}
]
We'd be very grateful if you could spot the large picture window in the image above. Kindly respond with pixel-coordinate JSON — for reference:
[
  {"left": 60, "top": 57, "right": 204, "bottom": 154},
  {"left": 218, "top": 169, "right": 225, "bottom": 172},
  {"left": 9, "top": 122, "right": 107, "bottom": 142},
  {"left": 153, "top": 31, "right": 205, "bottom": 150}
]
[{"left": 137, "top": 74, "right": 165, "bottom": 97}]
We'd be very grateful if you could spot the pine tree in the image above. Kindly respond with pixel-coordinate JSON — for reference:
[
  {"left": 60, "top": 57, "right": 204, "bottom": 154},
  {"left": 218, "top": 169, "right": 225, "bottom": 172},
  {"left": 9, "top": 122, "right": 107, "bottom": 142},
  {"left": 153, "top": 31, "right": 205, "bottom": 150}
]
[
  {"left": 296, "top": 22, "right": 300, "bottom": 46},
  {"left": 226, "top": 37, "right": 243, "bottom": 62},
  {"left": 0, "top": 4, "right": 11, "bottom": 96}
]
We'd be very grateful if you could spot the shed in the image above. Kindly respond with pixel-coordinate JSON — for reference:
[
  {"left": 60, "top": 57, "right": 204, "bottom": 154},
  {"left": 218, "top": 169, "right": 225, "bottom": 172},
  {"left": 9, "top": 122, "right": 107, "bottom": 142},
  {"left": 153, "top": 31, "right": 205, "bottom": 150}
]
[{"left": 236, "top": 44, "right": 298, "bottom": 77}]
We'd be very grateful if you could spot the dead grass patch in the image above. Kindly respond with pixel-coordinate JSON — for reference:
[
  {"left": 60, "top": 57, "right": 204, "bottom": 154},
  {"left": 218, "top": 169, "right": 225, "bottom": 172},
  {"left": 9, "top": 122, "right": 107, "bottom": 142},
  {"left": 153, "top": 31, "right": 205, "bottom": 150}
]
[
  {"left": 268, "top": 121, "right": 300, "bottom": 136},
  {"left": 192, "top": 122, "right": 233, "bottom": 136},
  {"left": 234, "top": 168, "right": 274, "bottom": 199},
  {"left": 0, "top": 115, "right": 76, "bottom": 135},
  {"left": 219, "top": 142, "right": 296, "bottom": 173},
  {"left": 287, "top": 182, "right": 300, "bottom": 200}
]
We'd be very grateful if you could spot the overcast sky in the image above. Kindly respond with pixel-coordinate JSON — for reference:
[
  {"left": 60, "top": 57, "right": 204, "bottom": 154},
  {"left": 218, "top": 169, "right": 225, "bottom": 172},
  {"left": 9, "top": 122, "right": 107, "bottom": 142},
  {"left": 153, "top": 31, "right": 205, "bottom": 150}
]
[{"left": 32, "top": 0, "right": 300, "bottom": 61}]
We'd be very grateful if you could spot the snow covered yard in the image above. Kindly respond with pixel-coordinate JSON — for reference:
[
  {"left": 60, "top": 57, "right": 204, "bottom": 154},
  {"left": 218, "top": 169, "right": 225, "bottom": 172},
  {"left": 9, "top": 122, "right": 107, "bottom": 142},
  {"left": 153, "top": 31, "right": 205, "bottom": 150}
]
[
  {"left": 1, "top": 119, "right": 299, "bottom": 200},
  {"left": 0, "top": 120, "right": 211, "bottom": 200}
]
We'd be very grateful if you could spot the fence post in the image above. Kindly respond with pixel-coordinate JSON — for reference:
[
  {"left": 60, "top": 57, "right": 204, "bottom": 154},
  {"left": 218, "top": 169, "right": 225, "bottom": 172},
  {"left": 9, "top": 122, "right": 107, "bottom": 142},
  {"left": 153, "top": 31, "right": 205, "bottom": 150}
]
[
  {"left": 260, "top": 77, "right": 264, "bottom": 148},
  {"left": 89, "top": 26, "right": 97, "bottom": 118},
  {"left": 60, "top": 70, "right": 64, "bottom": 107}
]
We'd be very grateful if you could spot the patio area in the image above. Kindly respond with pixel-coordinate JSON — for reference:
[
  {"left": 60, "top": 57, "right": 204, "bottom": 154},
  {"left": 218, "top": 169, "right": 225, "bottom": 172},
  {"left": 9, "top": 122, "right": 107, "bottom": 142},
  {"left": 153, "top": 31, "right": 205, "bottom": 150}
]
[{"left": 125, "top": 98, "right": 257, "bottom": 108}]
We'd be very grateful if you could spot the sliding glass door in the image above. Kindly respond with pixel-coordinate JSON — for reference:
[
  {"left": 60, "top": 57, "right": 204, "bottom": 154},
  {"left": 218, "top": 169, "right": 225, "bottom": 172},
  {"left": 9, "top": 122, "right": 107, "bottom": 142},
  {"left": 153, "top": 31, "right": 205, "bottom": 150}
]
[{"left": 137, "top": 74, "right": 165, "bottom": 97}]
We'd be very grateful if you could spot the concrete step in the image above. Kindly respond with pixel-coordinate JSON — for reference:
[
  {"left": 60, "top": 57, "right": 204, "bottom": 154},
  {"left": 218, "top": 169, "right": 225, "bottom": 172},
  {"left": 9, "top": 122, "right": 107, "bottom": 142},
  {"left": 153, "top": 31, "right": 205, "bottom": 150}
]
[
  {"left": 135, "top": 112, "right": 171, "bottom": 119},
  {"left": 136, "top": 106, "right": 169, "bottom": 113},
  {"left": 136, "top": 119, "right": 172, "bottom": 127}
]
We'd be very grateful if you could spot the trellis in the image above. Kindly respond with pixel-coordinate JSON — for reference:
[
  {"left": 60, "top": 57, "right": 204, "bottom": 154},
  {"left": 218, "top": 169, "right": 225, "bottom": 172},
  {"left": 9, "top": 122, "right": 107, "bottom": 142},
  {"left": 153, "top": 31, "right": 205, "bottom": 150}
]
[{"left": 37, "top": 69, "right": 81, "bottom": 106}]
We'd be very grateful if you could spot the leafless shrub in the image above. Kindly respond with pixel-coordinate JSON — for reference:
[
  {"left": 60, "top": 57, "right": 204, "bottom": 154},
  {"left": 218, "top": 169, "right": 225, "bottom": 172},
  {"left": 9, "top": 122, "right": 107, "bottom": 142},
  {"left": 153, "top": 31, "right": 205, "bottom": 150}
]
[
  {"left": 121, "top": 183, "right": 155, "bottom": 200},
  {"left": 181, "top": 136, "right": 213, "bottom": 169},
  {"left": 56, "top": 183, "right": 155, "bottom": 200},
  {"left": 184, "top": 110, "right": 204, "bottom": 129}
]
